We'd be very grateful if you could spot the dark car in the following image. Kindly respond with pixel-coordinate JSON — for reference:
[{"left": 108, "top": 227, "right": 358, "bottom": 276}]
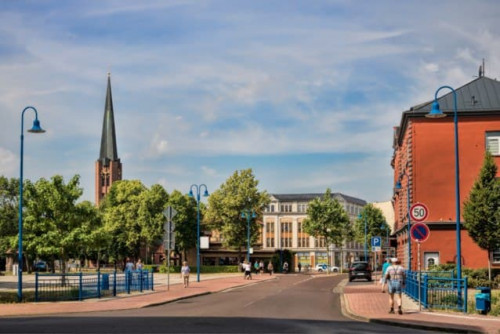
[
  {"left": 348, "top": 261, "right": 372, "bottom": 282},
  {"left": 34, "top": 261, "right": 47, "bottom": 272}
]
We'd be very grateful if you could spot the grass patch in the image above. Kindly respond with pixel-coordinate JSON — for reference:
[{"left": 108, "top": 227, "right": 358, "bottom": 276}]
[{"left": 0, "top": 290, "right": 36, "bottom": 303}]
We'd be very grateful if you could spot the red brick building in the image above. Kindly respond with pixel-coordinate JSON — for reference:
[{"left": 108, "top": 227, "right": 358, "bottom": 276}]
[{"left": 392, "top": 75, "right": 500, "bottom": 271}]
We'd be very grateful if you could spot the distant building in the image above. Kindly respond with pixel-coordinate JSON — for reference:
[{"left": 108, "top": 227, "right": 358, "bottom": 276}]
[
  {"left": 392, "top": 75, "right": 500, "bottom": 270},
  {"left": 95, "top": 73, "right": 122, "bottom": 206},
  {"left": 261, "top": 193, "right": 367, "bottom": 269}
]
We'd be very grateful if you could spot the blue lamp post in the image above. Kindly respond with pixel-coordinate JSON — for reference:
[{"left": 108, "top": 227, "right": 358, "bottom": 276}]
[
  {"left": 381, "top": 223, "right": 389, "bottom": 248},
  {"left": 425, "top": 86, "right": 462, "bottom": 282},
  {"left": 241, "top": 209, "right": 256, "bottom": 262},
  {"left": 358, "top": 213, "right": 367, "bottom": 261},
  {"left": 395, "top": 174, "right": 412, "bottom": 270},
  {"left": 189, "top": 184, "right": 209, "bottom": 282},
  {"left": 18, "top": 106, "right": 45, "bottom": 301}
]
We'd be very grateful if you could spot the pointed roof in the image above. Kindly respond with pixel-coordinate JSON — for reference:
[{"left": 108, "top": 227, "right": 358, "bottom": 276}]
[
  {"left": 411, "top": 76, "right": 500, "bottom": 113},
  {"left": 99, "top": 73, "right": 119, "bottom": 163},
  {"left": 395, "top": 76, "right": 500, "bottom": 146}
]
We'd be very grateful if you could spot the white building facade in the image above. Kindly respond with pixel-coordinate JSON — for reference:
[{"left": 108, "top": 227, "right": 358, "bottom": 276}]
[{"left": 262, "top": 193, "right": 367, "bottom": 270}]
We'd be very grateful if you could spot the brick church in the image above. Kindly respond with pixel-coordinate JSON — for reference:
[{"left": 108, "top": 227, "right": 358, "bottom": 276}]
[{"left": 95, "top": 73, "right": 122, "bottom": 206}]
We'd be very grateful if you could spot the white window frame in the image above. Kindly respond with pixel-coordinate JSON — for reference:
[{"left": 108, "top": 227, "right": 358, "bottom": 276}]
[
  {"left": 492, "top": 249, "right": 500, "bottom": 264},
  {"left": 486, "top": 132, "right": 500, "bottom": 156}
]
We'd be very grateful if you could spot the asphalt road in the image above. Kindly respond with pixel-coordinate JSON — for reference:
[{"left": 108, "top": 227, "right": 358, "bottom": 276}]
[{"left": 0, "top": 274, "right": 438, "bottom": 333}]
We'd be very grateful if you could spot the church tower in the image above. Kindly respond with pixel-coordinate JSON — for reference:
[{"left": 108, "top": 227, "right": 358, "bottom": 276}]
[{"left": 95, "top": 73, "right": 122, "bottom": 205}]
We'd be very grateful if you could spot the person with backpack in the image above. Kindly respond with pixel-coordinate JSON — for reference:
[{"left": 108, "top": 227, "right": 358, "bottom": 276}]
[{"left": 385, "top": 258, "right": 406, "bottom": 314}]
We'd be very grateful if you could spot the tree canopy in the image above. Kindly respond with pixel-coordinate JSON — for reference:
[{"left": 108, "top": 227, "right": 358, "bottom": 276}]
[
  {"left": 205, "top": 169, "right": 270, "bottom": 252},
  {"left": 354, "top": 204, "right": 388, "bottom": 257},
  {"left": 463, "top": 151, "right": 500, "bottom": 279},
  {"left": 302, "top": 188, "right": 352, "bottom": 270}
]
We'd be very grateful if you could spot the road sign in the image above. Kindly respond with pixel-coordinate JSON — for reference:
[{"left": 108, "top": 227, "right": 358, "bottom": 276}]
[
  {"left": 371, "top": 236, "right": 381, "bottom": 247},
  {"left": 163, "top": 206, "right": 177, "bottom": 221},
  {"left": 410, "top": 222, "right": 430, "bottom": 242},
  {"left": 410, "top": 203, "right": 429, "bottom": 222}
]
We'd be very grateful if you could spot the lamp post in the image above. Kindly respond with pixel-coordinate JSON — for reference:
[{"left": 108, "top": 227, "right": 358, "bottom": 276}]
[
  {"left": 18, "top": 106, "right": 45, "bottom": 301},
  {"left": 189, "top": 184, "right": 209, "bottom": 282},
  {"left": 425, "top": 86, "right": 462, "bottom": 281},
  {"left": 358, "top": 214, "right": 367, "bottom": 261},
  {"left": 395, "top": 174, "right": 412, "bottom": 270},
  {"left": 241, "top": 209, "right": 256, "bottom": 262},
  {"left": 381, "top": 223, "right": 389, "bottom": 248}
]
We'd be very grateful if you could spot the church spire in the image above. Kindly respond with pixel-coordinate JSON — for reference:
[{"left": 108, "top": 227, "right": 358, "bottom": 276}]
[
  {"left": 95, "top": 73, "right": 122, "bottom": 206},
  {"left": 99, "top": 72, "right": 118, "bottom": 163}
]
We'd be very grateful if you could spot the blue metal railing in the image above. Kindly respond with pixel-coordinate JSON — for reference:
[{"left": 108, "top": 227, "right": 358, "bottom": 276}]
[
  {"left": 404, "top": 270, "right": 467, "bottom": 313},
  {"left": 35, "top": 269, "right": 153, "bottom": 302}
]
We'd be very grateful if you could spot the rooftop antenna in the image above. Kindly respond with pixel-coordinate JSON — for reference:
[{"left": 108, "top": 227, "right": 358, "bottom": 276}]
[{"left": 478, "top": 58, "right": 485, "bottom": 77}]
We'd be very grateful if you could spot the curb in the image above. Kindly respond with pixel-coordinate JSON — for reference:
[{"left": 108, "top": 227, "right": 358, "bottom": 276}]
[{"left": 339, "top": 281, "right": 483, "bottom": 334}]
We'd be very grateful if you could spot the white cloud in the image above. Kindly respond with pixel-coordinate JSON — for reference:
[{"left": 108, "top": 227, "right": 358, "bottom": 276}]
[{"left": 0, "top": 147, "right": 16, "bottom": 176}]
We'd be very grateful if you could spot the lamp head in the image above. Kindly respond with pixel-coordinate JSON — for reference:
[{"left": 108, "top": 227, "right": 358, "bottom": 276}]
[
  {"left": 28, "top": 119, "right": 45, "bottom": 133},
  {"left": 188, "top": 190, "right": 194, "bottom": 198},
  {"left": 425, "top": 101, "right": 447, "bottom": 119},
  {"left": 395, "top": 180, "right": 402, "bottom": 190},
  {"left": 203, "top": 189, "right": 209, "bottom": 197}
]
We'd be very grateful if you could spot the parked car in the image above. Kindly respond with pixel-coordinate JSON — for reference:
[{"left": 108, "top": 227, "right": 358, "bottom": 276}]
[
  {"left": 315, "top": 264, "right": 340, "bottom": 273},
  {"left": 348, "top": 261, "right": 372, "bottom": 281},
  {"left": 34, "top": 261, "right": 47, "bottom": 272}
]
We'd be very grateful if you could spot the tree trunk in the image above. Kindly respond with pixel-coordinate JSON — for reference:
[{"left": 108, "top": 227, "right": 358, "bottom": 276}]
[
  {"left": 326, "top": 243, "right": 331, "bottom": 275},
  {"left": 340, "top": 246, "right": 344, "bottom": 274}
]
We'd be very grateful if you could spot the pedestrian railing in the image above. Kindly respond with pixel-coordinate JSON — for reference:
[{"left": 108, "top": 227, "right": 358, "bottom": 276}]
[
  {"left": 35, "top": 269, "right": 154, "bottom": 302},
  {"left": 404, "top": 271, "right": 468, "bottom": 313}
]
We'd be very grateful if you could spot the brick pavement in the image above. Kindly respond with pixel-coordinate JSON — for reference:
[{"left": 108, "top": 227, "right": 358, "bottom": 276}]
[
  {"left": 342, "top": 280, "right": 500, "bottom": 334},
  {"left": 0, "top": 273, "right": 276, "bottom": 317}
]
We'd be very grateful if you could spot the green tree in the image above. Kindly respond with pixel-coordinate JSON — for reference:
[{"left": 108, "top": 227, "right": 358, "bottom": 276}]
[
  {"left": 205, "top": 169, "right": 270, "bottom": 259},
  {"left": 72, "top": 201, "right": 105, "bottom": 269},
  {"left": 100, "top": 180, "right": 147, "bottom": 267},
  {"left": 138, "top": 184, "right": 169, "bottom": 264},
  {"left": 23, "top": 175, "right": 84, "bottom": 273},
  {"left": 302, "top": 189, "right": 352, "bottom": 273},
  {"left": 354, "top": 204, "right": 387, "bottom": 261},
  {"left": 0, "top": 177, "right": 19, "bottom": 256},
  {"left": 463, "top": 151, "right": 500, "bottom": 280},
  {"left": 167, "top": 190, "right": 198, "bottom": 262}
]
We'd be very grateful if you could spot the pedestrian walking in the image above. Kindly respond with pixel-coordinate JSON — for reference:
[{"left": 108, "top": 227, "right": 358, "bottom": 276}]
[
  {"left": 385, "top": 258, "right": 406, "bottom": 314},
  {"left": 267, "top": 261, "right": 274, "bottom": 275},
  {"left": 125, "top": 258, "right": 134, "bottom": 272},
  {"left": 136, "top": 259, "right": 143, "bottom": 271},
  {"left": 380, "top": 258, "right": 391, "bottom": 292},
  {"left": 283, "top": 261, "right": 289, "bottom": 274},
  {"left": 181, "top": 261, "right": 190, "bottom": 288},
  {"left": 254, "top": 260, "right": 260, "bottom": 274},
  {"left": 259, "top": 260, "right": 264, "bottom": 274},
  {"left": 298, "top": 262, "right": 302, "bottom": 273},
  {"left": 243, "top": 261, "right": 252, "bottom": 280}
]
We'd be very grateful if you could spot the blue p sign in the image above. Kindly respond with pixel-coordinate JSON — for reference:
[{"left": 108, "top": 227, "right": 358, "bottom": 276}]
[{"left": 371, "top": 236, "right": 381, "bottom": 247}]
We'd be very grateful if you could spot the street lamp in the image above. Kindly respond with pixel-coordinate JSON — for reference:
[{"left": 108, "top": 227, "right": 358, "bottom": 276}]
[
  {"left": 381, "top": 223, "right": 389, "bottom": 248},
  {"left": 395, "top": 174, "right": 412, "bottom": 270},
  {"left": 358, "top": 213, "right": 367, "bottom": 261},
  {"left": 425, "top": 86, "right": 462, "bottom": 282},
  {"left": 189, "top": 184, "right": 209, "bottom": 282},
  {"left": 241, "top": 209, "right": 256, "bottom": 262},
  {"left": 18, "top": 106, "right": 45, "bottom": 301}
]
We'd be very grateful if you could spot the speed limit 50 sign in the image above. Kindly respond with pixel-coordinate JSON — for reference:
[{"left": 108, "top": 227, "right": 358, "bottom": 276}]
[{"left": 410, "top": 203, "right": 428, "bottom": 222}]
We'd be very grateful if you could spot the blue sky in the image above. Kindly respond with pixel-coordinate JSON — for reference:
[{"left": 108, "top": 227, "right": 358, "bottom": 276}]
[{"left": 1, "top": 0, "right": 500, "bottom": 204}]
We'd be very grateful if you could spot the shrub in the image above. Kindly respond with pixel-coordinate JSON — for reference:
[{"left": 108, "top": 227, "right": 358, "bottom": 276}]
[{"left": 157, "top": 265, "right": 239, "bottom": 274}]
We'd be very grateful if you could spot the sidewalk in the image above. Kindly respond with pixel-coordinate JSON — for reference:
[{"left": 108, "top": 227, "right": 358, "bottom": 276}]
[
  {"left": 341, "top": 280, "right": 500, "bottom": 334},
  {"left": 0, "top": 273, "right": 276, "bottom": 317}
]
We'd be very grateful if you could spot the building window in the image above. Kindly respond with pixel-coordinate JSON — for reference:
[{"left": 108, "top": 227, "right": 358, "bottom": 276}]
[
  {"left": 280, "top": 221, "right": 292, "bottom": 248},
  {"left": 270, "top": 205, "right": 274, "bottom": 212},
  {"left": 265, "top": 222, "right": 275, "bottom": 248},
  {"left": 297, "top": 222, "right": 309, "bottom": 248},
  {"left": 486, "top": 132, "right": 500, "bottom": 156},
  {"left": 315, "top": 237, "right": 326, "bottom": 248},
  {"left": 492, "top": 249, "right": 500, "bottom": 264}
]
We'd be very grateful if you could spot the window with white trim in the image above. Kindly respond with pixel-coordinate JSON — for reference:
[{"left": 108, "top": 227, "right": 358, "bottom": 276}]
[
  {"left": 486, "top": 132, "right": 500, "bottom": 156},
  {"left": 492, "top": 249, "right": 500, "bottom": 264}
]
